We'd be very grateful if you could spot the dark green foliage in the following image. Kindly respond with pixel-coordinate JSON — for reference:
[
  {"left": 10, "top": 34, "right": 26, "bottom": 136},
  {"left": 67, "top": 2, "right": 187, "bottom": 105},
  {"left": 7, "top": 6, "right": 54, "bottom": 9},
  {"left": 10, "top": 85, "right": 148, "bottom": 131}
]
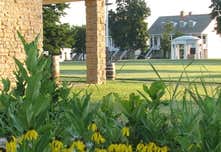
[
  {"left": 160, "top": 22, "right": 184, "bottom": 58},
  {"left": 43, "top": 4, "right": 73, "bottom": 55},
  {"left": 0, "top": 33, "right": 56, "bottom": 141},
  {"left": 210, "top": 0, "right": 221, "bottom": 34},
  {"left": 71, "top": 26, "right": 86, "bottom": 58},
  {"left": 160, "top": 23, "right": 173, "bottom": 58},
  {"left": 109, "top": 0, "right": 150, "bottom": 53},
  {"left": 60, "top": 91, "right": 98, "bottom": 142}
]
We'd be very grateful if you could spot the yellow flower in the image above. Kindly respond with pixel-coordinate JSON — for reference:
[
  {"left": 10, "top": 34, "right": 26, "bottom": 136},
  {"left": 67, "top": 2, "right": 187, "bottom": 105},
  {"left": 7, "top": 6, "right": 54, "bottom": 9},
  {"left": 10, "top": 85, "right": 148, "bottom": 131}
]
[
  {"left": 108, "top": 144, "right": 132, "bottom": 152},
  {"left": 121, "top": 127, "right": 130, "bottom": 137},
  {"left": 88, "top": 122, "right": 98, "bottom": 132},
  {"left": 91, "top": 132, "right": 105, "bottom": 144},
  {"left": 62, "top": 147, "right": 73, "bottom": 152},
  {"left": 6, "top": 137, "right": 16, "bottom": 152},
  {"left": 160, "top": 146, "right": 169, "bottom": 152},
  {"left": 147, "top": 142, "right": 158, "bottom": 151},
  {"left": 16, "top": 135, "right": 24, "bottom": 144},
  {"left": 71, "top": 140, "right": 86, "bottom": 152},
  {"left": 136, "top": 142, "right": 170, "bottom": 152},
  {"left": 51, "top": 139, "right": 64, "bottom": 152},
  {"left": 23, "top": 130, "right": 38, "bottom": 141},
  {"left": 136, "top": 143, "right": 145, "bottom": 151}
]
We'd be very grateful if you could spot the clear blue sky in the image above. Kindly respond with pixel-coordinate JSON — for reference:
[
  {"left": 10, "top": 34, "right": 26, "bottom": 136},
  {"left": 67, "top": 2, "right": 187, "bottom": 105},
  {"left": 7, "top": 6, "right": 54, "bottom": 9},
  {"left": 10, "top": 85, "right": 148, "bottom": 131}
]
[{"left": 61, "top": 0, "right": 212, "bottom": 27}]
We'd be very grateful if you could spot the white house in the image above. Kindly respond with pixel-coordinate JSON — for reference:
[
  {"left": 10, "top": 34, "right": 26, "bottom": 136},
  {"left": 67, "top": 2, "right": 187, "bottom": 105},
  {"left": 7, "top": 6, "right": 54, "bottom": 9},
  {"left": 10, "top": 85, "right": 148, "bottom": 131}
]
[
  {"left": 148, "top": 11, "right": 221, "bottom": 59},
  {"left": 59, "top": 48, "right": 73, "bottom": 62},
  {"left": 171, "top": 35, "right": 201, "bottom": 59}
]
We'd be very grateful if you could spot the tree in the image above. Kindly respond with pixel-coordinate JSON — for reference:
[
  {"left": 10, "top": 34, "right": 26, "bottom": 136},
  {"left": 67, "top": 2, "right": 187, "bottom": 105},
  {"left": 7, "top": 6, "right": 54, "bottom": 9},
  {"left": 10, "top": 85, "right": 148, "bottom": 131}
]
[
  {"left": 161, "top": 23, "right": 173, "bottom": 58},
  {"left": 210, "top": 0, "right": 221, "bottom": 34},
  {"left": 43, "top": 3, "right": 72, "bottom": 55},
  {"left": 109, "top": 0, "right": 150, "bottom": 55},
  {"left": 43, "top": 3, "right": 72, "bottom": 80},
  {"left": 160, "top": 23, "right": 183, "bottom": 58},
  {"left": 71, "top": 25, "right": 86, "bottom": 60}
]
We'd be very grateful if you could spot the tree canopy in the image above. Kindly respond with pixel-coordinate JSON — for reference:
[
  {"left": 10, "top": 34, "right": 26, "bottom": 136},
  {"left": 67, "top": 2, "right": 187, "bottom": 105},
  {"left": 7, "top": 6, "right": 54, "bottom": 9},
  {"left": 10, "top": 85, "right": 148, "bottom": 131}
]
[
  {"left": 43, "top": 4, "right": 73, "bottom": 55},
  {"left": 109, "top": 0, "right": 150, "bottom": 52},
  {"left": 160, "top": 23, "right": 183, "bottom": 58},
  {"left": 71, "top": 26, "right": 86, "bottom": 54},
  {"left": 210, "top": 0, "right": 221, "bottom": 34}
]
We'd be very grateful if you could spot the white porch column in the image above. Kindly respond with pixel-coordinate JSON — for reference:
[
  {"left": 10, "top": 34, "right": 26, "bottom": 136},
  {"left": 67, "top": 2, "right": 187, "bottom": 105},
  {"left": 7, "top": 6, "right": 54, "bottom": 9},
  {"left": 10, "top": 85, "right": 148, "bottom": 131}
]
[
  {"left": 152, "top": 35, "right": 155, "bottom": 49},
  {"left": 195, "top": 44, "right": 199, "bottom": 59},
  {"left": 171, "top": 43, "right": 174, "bottom": 59},
  {"left": 157, "top": 36, "right": 160, "bottom": 49},
  {"left": 176, "top": 45, "right": 180, "bottom": 59},
  {"left": 184, "top": 43, "right": 188, "bottom": 59},
  {"left": 170, "top": 35, "right": 173, "bottom": 59},
  {"left": 171, "top": 43, "right": 176, "bottom": 59}
]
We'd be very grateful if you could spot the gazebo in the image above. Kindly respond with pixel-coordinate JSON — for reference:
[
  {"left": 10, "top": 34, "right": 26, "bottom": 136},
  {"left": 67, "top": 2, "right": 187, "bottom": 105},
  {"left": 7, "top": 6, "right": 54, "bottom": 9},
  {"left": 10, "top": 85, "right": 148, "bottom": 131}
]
[
  {"left": 171, "top": 36, "right": 202, "bottom": 59},
  {"left": 0, "top": 0, "right": 106, "bottom": 87}
]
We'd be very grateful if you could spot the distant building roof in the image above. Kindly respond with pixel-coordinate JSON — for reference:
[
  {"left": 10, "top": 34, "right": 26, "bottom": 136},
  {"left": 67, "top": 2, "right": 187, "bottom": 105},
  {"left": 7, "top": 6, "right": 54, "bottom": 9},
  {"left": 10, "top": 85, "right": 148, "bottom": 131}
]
[
  {"left": 173, "top": 35, "right": 200, "bottom": 41},
  {"left": 149, "top": 14, "right": 212, "bottom": 35},
  {"left": 172, "top": 36, "right": 200, "bottom": 44}
]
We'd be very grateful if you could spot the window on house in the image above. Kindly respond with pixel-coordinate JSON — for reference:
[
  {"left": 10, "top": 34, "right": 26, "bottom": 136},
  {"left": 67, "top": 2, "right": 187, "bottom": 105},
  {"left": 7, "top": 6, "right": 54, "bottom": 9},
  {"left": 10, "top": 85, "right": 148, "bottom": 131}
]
[
  {"left": 203, "top": 35, "right": 207, "bottom": 44},
  {"left": 190, "top": 48, "right": 196, "bottom": 54},
  {"left": 161, "top": 22, "right": 165, "bottom": 28},
  {"left": 179, "top": 44, "right": 185, "bottom": 59},
  {"left": 179, "top": 21, "right": 186, "bottom": 28},
  {"left": 170, "top": 21, "right": 177, "bottom": 27},
  {"left": 188, "top": 20, "right": 197, "bottom": 28},
  {"left": 150, "top": 37, "right": 153, "bottom": 47},
  {"left": 154, "top": 37, "right": 157, "bottom": 47}
]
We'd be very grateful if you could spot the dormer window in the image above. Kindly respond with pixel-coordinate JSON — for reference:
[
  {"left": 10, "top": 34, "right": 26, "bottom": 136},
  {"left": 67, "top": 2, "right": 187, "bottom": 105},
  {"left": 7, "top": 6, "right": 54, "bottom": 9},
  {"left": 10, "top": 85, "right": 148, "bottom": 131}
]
[
  {"left": 179, "top": 21, "right": 186, "bottom": 28},
  {"left": 170, "top": 21, "right": 177, "bottom": 27},
  {"left": 161, "top": 21, "right": 165, "bottom": 28},
  {"left": 188, "top": 20, "right": 197, "bottom": 28}
]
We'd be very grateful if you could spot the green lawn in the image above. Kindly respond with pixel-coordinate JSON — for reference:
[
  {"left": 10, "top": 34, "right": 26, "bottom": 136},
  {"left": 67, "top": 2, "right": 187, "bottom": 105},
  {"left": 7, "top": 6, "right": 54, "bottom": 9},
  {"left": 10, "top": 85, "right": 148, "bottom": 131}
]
[{"left": 60, "top": 59, "right": 221, "bottom": 100}]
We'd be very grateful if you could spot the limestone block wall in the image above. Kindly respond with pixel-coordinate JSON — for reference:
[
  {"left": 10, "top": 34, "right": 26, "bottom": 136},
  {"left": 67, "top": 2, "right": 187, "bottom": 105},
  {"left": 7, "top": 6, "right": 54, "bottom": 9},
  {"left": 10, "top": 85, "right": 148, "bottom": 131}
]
[
  {"left": 86, "top": 0, "right": 106, "bottom": 84},
  {"left": 0, "top": 0, "right": 42, "bottom": 87}
]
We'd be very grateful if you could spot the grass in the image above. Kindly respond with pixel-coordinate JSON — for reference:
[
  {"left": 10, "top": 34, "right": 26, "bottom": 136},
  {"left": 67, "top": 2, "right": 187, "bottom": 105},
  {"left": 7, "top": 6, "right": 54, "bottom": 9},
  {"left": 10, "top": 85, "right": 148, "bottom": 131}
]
[{"left": 60, "top": 59, "right": 221, "bottom": 100}]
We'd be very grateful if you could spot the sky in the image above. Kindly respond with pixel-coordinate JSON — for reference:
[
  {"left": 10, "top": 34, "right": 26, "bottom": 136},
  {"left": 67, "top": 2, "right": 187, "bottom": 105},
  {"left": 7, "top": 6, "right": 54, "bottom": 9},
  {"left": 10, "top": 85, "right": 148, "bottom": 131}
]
[{"left": 61, "top": 0, "right": 212, "bottom": 27}]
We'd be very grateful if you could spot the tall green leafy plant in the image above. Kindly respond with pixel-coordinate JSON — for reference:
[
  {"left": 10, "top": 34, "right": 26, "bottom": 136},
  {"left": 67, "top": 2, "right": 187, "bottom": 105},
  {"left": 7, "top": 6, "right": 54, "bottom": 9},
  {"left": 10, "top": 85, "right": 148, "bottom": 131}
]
[
  {"left": 188, "top": 85, "right": 221, "bottom": 152},
  {"left": 0, "top": 32, "right": 56, "bottom": 137}
]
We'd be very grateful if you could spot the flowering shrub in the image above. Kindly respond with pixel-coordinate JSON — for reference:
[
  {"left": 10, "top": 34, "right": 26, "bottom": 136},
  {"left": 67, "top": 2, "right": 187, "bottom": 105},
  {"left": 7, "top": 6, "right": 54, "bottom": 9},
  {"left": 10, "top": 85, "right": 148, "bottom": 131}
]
[{"left": 1, "top": 34, "right": 221, "bottom": 152}]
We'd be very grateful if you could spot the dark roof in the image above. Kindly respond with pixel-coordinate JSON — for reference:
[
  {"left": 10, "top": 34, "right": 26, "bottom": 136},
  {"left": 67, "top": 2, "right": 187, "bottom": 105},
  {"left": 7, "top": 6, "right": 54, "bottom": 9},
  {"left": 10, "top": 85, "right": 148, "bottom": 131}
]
[{"left": 148, "top": 14, "right": 212, "bottom": 35}]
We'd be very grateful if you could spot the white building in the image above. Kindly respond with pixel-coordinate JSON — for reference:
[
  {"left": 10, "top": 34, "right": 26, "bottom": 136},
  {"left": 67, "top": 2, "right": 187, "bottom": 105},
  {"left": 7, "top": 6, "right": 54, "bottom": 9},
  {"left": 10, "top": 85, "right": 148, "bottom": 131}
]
[
  {"left": 171, "top": 36, "right": 201, "bottom": 59},
  {"left": 59, "top": 48, "right": 73, "bottom": 62},
  {"left": 148, "top": 12, "right": 221, "bottom": 59}
]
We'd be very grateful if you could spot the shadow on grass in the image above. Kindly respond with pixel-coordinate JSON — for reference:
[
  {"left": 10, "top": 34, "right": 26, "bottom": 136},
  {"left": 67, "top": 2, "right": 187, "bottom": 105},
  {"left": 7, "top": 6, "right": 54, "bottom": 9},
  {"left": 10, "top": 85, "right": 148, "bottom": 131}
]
[{"left": 116, "top": 69, "right": 221, "bottom": 74}]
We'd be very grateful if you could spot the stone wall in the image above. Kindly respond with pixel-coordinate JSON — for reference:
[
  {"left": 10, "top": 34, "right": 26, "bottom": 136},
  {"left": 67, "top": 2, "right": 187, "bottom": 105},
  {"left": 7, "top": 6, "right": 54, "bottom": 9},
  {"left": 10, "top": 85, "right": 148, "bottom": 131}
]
[
  {"left": 0, "top": 0, "right": 106, "bottom": 87},
  {"left": 86, "top": 0, "right": 106, "bottom": 84},
  {"left": 0, "top": 0, "right": 42, "bottom": 87}
]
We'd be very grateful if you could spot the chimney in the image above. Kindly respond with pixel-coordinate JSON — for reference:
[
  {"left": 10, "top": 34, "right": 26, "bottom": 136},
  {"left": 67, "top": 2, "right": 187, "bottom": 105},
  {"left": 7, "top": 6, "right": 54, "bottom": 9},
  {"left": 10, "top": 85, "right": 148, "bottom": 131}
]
[
  {"left": 189, "top": 12, "right": 192, "bottom": 16},
  {"left": 180, "top": 11, "right": 184, "bottom": 17}
]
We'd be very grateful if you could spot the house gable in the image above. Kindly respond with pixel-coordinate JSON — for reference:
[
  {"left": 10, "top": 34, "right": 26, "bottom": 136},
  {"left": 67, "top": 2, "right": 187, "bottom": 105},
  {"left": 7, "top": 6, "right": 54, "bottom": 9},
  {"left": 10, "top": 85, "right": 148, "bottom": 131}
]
[{"left": 202, "top": 19, "right": 221, "bottom": 58}]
